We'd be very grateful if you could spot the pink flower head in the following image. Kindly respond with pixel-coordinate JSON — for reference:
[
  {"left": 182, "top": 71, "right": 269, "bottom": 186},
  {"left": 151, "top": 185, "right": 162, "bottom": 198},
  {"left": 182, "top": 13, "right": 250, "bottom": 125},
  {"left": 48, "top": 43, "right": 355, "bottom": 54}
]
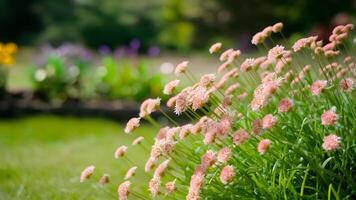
[
  {"left": 268, "top": 45, "right": 288, "bottom": 62},
  {"left": 98, "top": 174, "right": 110, "bottom": 185},
  {"left": 311, "top": 80, "right": 327, "bottom": 95},
  {"left": 118, "top": 181, "right": 131, "bottom": 200},
  {"left": 225, "top": 83, "right": 240, "bottom": 95},
  {"left": 132, "top": 136, "right": 144, "bottom": 145},
  {"left": 220, "top": 165, "right": 235, "bottom": 184},
  {"left": 258, "top": 139, "right": 271, "bottom": 154},
  {"left": 219, "top": 48, "right": 234, "bottom": 62},
  {"left": 199, "top": 74, "right": 216, "bottom": 87},
  {"left": 165, "top": 180, "right": 176, "bottom": 194},
  {"left": 149, "top": 176, "right": 161, "bottom": 197},
  {"left": 201, "top": 150, "right": 216, "bottom": 170},
  {"left": 217, "top": 61, "right": 230, "bottom": 73},
  {"left": 227, "top": 50, "right": 241, "bottom": 63},
  {"left": 154, "top": 159, "right": 170, "bottom": 178},
  {"left": 80, "top": 165, "right": 95, "bottom": 182},
  {"left": 167, "top": 95, "right": 178, "bottom": 108},
  {"left": 203, "top": 129, "right": 216, "bottom": 145},
  {"left": 145, "top": 157, "right": 156, "bottom": 172},
  {"left": 179, "top": 124, "right": 192, "bottom": 139},
  {"left": 139, "top": 98, "right": 161, "bottom": 118},
  {"left": 272, "top": 22, "right": 283, "bottom": 32},
  {"left": 209, "top": 42, "right": 222, "bottom": 54},
  {"left": 217, "top": 147, "right": 231, "bottom": 163},
  {"left": 252, "top": 32, "right": 266, "bottom": 45},
  {"left": 124, "top": 117, "right": 140, "bottom": 134},
  {"left": 124, "top": 166, "right": 137, "bottom": 180},
  {"left": 278, "top": 98, "right": 293, "bottom": 113},
  {"left": 340, "top": 78, "right": 354, "bottom": 92},
  {"left": 192, "top": 86, "right": 210, "bottom": 111},
  {"left": 163, "top": 79, "right": 180, "bottom": 95},
  {"left": 262, "top": 26, "right": 273, "bottom": 37},
  {"left": 114, "top": 145, "right": 128, "bottom": 158},
  {"left": 187, "top": 165, "right": 205, "bottom": 200},
  {"left": 240, "top": 58, "right": 256, "bottom": 72},
  {"left": 321, "top": 108, "right": 338, "bottom": 126},
  {"left": 322, "top": 134, "right": 341, "bottom": 151},
  {"left": 233, "top": 129, "right": 250, "bottom": 145},
  {"left": 174, "top": 90, "right": 190, "bottom": 115},
  {"left": 175, "top": 61, "right": 189, "bottom": 75},
  {"left": 262, "top": 114, "right": 277, "bottom": 129},
  {"left": 237, "top": 92, "right": 248, "bottom": 101},
  {"left": 252, "top": 119, "right": 262, "bottom": 135}
]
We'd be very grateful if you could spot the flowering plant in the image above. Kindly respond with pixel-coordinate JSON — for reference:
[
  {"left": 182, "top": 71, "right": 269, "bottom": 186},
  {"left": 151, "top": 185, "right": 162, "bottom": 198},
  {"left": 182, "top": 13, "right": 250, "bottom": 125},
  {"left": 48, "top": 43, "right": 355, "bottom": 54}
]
[
  {"left": 82, "top": 23, "right": 355, "bottom": 199},
  {"left": 0, "top": 42, "right": 17, "bottom": 94}
]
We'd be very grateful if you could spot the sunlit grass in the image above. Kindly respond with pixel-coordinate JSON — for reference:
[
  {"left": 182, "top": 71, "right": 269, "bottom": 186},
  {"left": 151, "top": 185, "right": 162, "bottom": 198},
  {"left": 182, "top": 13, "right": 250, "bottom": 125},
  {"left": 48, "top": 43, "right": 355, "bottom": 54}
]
[{"left": 0, "top": 116, "right": 156, "bottom": 199}]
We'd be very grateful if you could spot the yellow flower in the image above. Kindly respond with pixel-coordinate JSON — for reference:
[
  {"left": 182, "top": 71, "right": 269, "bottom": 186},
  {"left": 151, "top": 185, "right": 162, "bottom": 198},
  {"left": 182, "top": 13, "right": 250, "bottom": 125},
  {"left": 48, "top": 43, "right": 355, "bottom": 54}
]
[{"left": 0, "top": 42, "right": 17, "bottom": 66}]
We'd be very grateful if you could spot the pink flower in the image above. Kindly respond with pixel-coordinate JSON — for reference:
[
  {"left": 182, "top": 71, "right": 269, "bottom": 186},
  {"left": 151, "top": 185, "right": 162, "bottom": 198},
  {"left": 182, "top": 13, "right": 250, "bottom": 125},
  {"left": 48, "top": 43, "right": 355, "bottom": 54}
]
[
  {"left": 311, "top": 80, "right": 327, "bottom": 95},
  {"left": 124, "top": 166, "right": 137, "bottom": 180},
  {"left": 166, "top": 95, "right": 178, "bottom": 108},
  {"left": 240, "top": 58, "right": 255, "bottom": 72},
  {"left": 252, "top": 119, "right": 262, "bottom": 135},
  {"left": 187, "top": 165, "right": 205, "bottom": 200},
  {"left": 165, "top": 180, "right": 176, "bottom": 194},
  {"left": 139, "top": 98, "right": 161, "bottom": 118},
  {"left": 262, "top": 114, "right": 277, "bottom": 129},
  {"left": 233, "top": 129, "right": 250, "bottom": 145},
  {"left": 321, "top": 109, "right": 338, "bottom": 126},
  {"left": 154, "top": 159, "right": 170, "bottom": 178},
  {"left": 225, "top": 83, "right": 240, "bottom": 95},
  {"left": 219, "top": 48, "right": 234, "bottom": 61},
  {"left": 217, "top": 61, "right": 230, "bottom": 73},
  {"left": 252, "top": 32, "right": 266, "bottom": 45},
  {"left": 124, "top": 117, "right": 140, "bottom": 134},
  {"left": 114, "top": 145, "right": 128, "bottom": 158},
  {"left": 203, "top": 130, "right": 216, "bottom": 145},
  {"left": 237, "top": 92, "right": 248, "bottom": 101},
  {"left": 163, "top": 80, "right": 180, "bottom": 95},
  {"left": 179, "top": 124, "right": 192, "bottom": 139},
  {"left": 145, "top": 157, "right": 156, "bottom": 172},
  {"left": 118, "top": 181, "right": 131, "bottom": 200},
  {"left": 278, "top": 98, "right": 293, "bottom": 113},
  {"left": 132, "top": 136, "right": 144, "bottom": 145},
  {"left": 267, "top": 45, "right": 288, "bottom": 62},
  {"left": 209, "top": 42, "right": 222, "bottom": 54},
  {"left": 217, "top": 147, "right": 231, "bottom": 163},
  {"left": 149, "top": 176, "right": 161, "bottom": 197},
  {"left": 174, "top": 91, "right": 190, "bottom": 115},
  {"left": 201, "top": 150, "right": 216, "bottom": 170},
  {"left": 80, "top": 165, "right": 95, "bottom": 182},
  {"left": 340, "top": 78, "right": 354, "bottom": 92},
  {"left": 322, "top": 134, "right": 341, "bottom": 152},
  {"left": 191, "top": 86, "right": 210, "bottom": 111},
  {"left": 220, "top": 165, "right": 235, "bottom": 184},
  {"left": 175, "top": 61, "right": 189, "bottom": 75},
  {"left": 257, "top": 139, "right": 271, "bottom": 154},
  {"left": 98, "top": 174, "right": 110, "bottom": 185},
  {"left": 272, "top": 22, "right": 283, "bottom": 32},
  {"left": 199, "top": 74, "right": 216, "bottom": 87}
]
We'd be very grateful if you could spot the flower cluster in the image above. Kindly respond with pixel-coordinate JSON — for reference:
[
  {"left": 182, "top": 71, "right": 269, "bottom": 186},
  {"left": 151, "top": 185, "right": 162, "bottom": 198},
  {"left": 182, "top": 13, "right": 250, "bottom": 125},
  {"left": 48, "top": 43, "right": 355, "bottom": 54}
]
[
  {"left": 0, "top": 42, "right": 17, "bottom": 66},
  {"left": 82, "top": 22, "right": 355, "bottom": 199}
]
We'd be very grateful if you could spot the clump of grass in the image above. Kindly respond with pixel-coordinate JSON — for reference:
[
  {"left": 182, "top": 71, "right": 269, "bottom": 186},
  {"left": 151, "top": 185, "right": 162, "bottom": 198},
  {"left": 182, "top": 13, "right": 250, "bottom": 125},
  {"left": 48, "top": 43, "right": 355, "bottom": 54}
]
[{"left": 83, "top": 23, "right": 356, "bottom": 199}]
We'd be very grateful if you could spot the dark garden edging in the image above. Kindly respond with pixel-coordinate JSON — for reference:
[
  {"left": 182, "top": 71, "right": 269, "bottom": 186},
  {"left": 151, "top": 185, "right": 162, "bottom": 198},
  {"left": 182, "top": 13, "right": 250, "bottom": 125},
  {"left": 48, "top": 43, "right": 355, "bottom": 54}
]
[{"left": 0, "top": 91, "right": 176, "bottom": 122}]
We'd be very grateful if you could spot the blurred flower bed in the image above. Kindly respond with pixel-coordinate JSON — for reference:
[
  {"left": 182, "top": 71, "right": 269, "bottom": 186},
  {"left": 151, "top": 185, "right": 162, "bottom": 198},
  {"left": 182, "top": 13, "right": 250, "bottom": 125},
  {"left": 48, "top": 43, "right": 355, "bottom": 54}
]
[{"left": 1, "top": 41, "right": 164, "bottom": 105}]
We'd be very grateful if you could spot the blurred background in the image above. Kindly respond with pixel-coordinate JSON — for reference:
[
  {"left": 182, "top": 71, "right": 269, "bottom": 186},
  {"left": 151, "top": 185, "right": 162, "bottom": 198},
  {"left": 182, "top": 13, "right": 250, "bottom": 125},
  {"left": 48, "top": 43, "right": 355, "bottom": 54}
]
[{"left": 0, "top": 0, "right": 355, "bottom": 199}]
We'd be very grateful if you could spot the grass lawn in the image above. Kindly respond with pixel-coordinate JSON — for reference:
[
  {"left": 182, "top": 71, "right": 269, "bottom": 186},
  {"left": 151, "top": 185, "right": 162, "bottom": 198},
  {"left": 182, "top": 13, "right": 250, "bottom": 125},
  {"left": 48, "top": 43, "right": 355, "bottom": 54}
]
[{"left": 0, "top": 115, "right": 156, "bottom": 200}]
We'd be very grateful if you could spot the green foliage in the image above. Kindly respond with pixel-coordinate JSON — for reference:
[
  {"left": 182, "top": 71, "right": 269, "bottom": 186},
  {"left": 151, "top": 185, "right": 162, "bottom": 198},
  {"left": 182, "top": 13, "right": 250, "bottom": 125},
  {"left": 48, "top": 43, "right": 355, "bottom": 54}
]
[
  {"left": 95, "top": 57, "right": 164, "bottom": 101},
  {"left": 29, "top": 53, "right": 164, "bottom": 102}
]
